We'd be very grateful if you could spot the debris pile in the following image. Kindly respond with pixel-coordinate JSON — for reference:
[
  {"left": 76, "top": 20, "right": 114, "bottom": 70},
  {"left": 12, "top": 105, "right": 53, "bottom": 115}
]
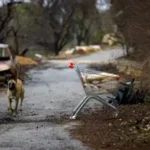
[
  {"left": 17, "top": 56, "right": 38, "bottom": 65},
  {"left": 65, "top": 45, "right": 101, "bottom": 55},
  {"left": 102, "top": 33, "right": 119, "bottom": 46}
]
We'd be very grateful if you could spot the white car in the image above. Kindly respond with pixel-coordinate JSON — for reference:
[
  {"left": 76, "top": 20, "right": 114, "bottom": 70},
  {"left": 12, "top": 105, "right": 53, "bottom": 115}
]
[{"left": 0, "top": 44, "right": 18, "bottom": 83}]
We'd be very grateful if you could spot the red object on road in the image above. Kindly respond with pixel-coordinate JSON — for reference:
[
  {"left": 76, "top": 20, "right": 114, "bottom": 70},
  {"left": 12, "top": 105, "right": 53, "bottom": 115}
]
[
  {"left": 116, "top": 75, "right": 120, "bottom": 80},
  {"left": 68, "top": 62, "right": 75, "bottom": 69}
]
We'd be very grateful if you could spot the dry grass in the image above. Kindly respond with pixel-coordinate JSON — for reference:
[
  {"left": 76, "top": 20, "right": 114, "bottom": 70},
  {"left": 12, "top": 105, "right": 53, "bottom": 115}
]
[
  {"left": 88, "top": 62, "right": 119, "bottom": 74},
  {"left": 17, "top": 56, "right": 38, "bottom": 65}
]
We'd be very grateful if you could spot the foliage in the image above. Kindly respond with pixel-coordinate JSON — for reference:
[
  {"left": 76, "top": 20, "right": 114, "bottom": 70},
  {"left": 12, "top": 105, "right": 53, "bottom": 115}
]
[
  {"left": 0, "top": 0, "right": 106, "bottom": 55},
  {"left": 73, "top": 0, "right": 101, "bottom": 45},
  {"left": 0, "top": 2, "right": 14, "bottom": 42}
]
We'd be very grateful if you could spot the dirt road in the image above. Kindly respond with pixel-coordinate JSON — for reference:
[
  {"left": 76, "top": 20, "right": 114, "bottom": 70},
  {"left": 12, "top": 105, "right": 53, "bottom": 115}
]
[{"left": 0, "top": 48, "right": 123, "bottom": 150}]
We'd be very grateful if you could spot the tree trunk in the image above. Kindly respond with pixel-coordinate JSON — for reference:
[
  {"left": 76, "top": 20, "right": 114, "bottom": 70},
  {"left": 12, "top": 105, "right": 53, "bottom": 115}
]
[
  {"left": 20, "top": 48, "right": 29, "bottom": 56},
  {"left": 55, "top": 50, "right": 59, "bottom": 56},
  {"left": 126, "top": 44, "right": 130, "bottom": 56},
  {"left": 14, "top": 31, "right": 19, "bottom": 55},
  {"left": 54, "top": 42, "right": 59, "bottom": 56},
  {"left": 8, "top": 46, "right": 20, "bottom": 80},
  {"left": 77, "top": 36, "right": 82, "bottom": 46},
  {"left": 0, "top": 38, "right": 4, "bottom": 43},
  {"left": 85, "top": 36, "right": 90, "bottom": 45},
  {"left": 77, "top": 40, "right": 81, "bottom": 46}
]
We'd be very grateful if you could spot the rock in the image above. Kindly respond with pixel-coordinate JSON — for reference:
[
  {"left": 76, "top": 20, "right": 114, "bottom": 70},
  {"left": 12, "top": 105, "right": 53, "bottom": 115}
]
[
  {"left": 102, "top": 33, "right": 119, "bottom": 46},
  {"left": 35, "top": 54, "right": 42, "bottom": 58},
  {"left": 65, "top": 49, "right": 74, "bottom": 55},
  {"left": 108, "top": 39, "right": 114, "bottom": 46},
  {"left": 120, "top": 121, "right": 128, "bottom": 126},
  {"left": 119, "top": 136, "right": 124, "bottom": 140},
  {"left": 76, "top": 48, "right": 85, "bottom": 54},
  {"left": 109, "top": 123, "right": 112, "bottom": 127}
]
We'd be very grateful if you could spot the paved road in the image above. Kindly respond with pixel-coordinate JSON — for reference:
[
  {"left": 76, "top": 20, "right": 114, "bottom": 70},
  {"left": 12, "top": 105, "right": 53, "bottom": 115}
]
[
  {"left": 0, "top": 48, "right": 123, "bottom": 150},
  {"left": 51, "top": 48, "right": 124, "bottom": 63},
  {"left": 50, "top": 48, "right": 124, "bottom": 70}
]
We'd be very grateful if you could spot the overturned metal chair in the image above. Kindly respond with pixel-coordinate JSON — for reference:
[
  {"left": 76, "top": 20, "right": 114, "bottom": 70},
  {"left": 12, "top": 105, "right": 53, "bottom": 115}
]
[{"left": 68, "top": 62, "right": 121, "bottom": 119}]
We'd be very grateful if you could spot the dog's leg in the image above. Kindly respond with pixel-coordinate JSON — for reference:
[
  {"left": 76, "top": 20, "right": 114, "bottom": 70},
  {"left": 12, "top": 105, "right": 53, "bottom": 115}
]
[
  {"left": 8, "top": 99, "right": 13, "bottom": 113},
  {"left": 19, "top": 97, "right": 24, "bottom": 111},
  {"left": 14, "top": 99, "right": 19, "bottom": 116}
]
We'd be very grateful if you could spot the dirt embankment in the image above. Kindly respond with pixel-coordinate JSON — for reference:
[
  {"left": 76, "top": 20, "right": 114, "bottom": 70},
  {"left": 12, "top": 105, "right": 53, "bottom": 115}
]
[{"left": 71, "top": 104, "right": 150, "bottom": 150}]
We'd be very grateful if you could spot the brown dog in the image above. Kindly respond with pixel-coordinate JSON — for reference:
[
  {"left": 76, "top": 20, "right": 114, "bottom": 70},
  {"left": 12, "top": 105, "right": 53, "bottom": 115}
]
[{"left": 7, "top": 79, "right": 24, "bottom": 116}]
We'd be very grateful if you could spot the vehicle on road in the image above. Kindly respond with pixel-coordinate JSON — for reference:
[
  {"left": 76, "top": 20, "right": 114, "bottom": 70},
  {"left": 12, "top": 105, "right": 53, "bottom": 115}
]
[{"left": 0, "top": 44, "right": 19, "bottom": 84}]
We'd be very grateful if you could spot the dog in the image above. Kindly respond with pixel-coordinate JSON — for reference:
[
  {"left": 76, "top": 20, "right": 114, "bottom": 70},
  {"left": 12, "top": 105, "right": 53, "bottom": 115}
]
[{"left": 7, "top": 79, "right": 24, "bottom": 116}]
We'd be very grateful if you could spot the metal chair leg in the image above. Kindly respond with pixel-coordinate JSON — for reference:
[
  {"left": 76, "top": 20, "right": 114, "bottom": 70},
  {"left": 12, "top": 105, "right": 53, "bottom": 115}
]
[
  {"left": 94, "top": 96, "right": 119, "bottom": 117},
  {"left": 70, "top": 95, "right": 119, "bottom": 119},
  {"left": 73, "top": 96, "right": 88, "bottom": 113},
  {"left": 95, "top": 96, "right": 119, "bottom": 112},
  {"left": 70, "top": 96, "right": 93, "bottom": 119}
]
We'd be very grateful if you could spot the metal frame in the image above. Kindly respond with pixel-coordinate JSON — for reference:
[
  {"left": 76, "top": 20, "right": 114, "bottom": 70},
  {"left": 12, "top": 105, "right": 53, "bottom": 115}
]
[{"left": 70, "top": 65, "right": 119, "bottom": 119}]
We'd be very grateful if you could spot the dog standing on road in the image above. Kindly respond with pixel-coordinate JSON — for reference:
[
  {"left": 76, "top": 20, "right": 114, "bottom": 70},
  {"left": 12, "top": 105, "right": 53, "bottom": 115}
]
[{"left": 7, "top": 79, "right": 24, "bottom": 116}]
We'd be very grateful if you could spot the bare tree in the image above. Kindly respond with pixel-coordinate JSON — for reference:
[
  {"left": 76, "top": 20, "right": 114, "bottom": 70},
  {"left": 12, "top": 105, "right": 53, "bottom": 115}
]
[
  {"left": 0, "top": 0, "right": 23, "bottom": 42},
  {"left": 38, "top": 0, "right": 99, "bottom": 55},
  {"left": 0, "top": 2, "right": 13, "bottom": 42},
  {"left": 73, "top": 0, "right": 99, "bottom": 45},
  {"left": 40, "top": 0, "right": 74, "bottom": 55},
  {"left": 31, "top": 0, "right": 44, "bottom": 6},
  {"left": 1, "top": 0, "right": 101, "bottom": 56}
]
